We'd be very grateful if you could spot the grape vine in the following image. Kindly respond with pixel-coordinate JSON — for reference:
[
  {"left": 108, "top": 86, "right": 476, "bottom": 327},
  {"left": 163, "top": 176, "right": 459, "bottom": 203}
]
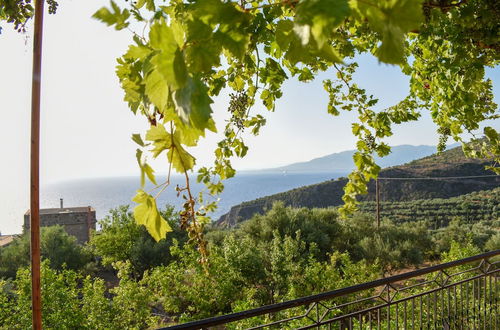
[
  {"left": 3, "top": 0, "right": 497, "bottom": 253},
  {"left": 88, "top": 0, "right": 500, "bottom": 252}
]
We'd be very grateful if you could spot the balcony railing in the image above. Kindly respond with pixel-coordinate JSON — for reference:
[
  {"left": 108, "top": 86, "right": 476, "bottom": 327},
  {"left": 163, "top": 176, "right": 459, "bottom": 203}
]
[{"left": 162, "top": 249, "right": 499, "bottom": 329}]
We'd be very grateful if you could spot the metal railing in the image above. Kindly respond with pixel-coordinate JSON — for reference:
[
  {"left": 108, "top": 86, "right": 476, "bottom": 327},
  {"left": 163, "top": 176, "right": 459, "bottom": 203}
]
[{"left": 162, "top": 249, "right": 500, "bottom": 329}]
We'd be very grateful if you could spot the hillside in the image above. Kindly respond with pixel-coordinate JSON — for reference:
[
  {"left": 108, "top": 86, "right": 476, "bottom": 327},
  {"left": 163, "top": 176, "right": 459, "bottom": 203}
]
[
  {"left": 217, "top": 146, "right": 499, "bottom": 227},
  {"left": 358, "top": 188, "right": 500, "bottom": 228},
  {"left": 269, "top": 144, "right": 446, "bottom": 172}
]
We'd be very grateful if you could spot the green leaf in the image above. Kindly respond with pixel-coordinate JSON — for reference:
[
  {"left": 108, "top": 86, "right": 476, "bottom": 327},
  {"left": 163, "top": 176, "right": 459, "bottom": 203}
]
[
  {"left": 376, "top": 143, "right": 391, "bottom": 157},
  {"left": 173, "top": 77, "right": 215, "bottom": 133},
  {"left": 149, "top": 20, "right": 188, "bottom": 89},
  {"left": 185, "top": 42, "right": 221, "bottom": 73},
  {"left": 484, "top": 127, "right": 498, "bottom": 142},
  {"left": 132, "top": 134, "right": 145, "bottom": 147},
  {"left": 136, "top": 0, "right": 155, "bottom": 11},
  {"left": 293, "top": 24, "right": 311, "bottom": 45},
  {"left": 316, "top": 44, "right": 343, "bottom": 63},
  {"left": 93, "top": 1, "right": 130, "bottom": 30},
  {"left": 132, "top": 190, "right": 172, "bottom": 241},
  {"left": 149, "top": 19, "right": 178, "bottom": 50},
  {"left": 146, "top": 125, "right": 172, "bottom": 157},
  {"left": 275, "top": 20, "right": 294, "bottom": 51},
  {"left": 233, "top": 76, "right": 245, "bottom": 91},
  {"left": 123, "top": 44, "right": 151, "bottom": 61},
  {"left": 168, "top": 132, "right": 196, "bottom": 172},
  {"left": 295, "top": 0, "right": 350, "bottom": 48},
  {"left": 214, "top": 29, "right": 250, "bottom": 60},
  {"left": 143, "top": 163, "right": 157, "bottom": 185},
  {"left": 136, "top": 149, "right": 146, "bottom": 187},
  {"left": 376, "top": 23, "right": 405, "bottom": 64},
  {"left": 151, "top": 50, "right": 188, "bottom": 90},
  {"left": 144, "top": 69, "right": 169, "bottom": 112},
  {"left": 186, "top": 18, "right": 212, "bottom": 41},
  {"left": 171, "top": 20, "right": 185, "bottom": 47},
  {"left": 285, "top": 37, "right": 313, "bottom": 65},
  {"left": 136, "top": 148, "right": 143, "bottom": 166},
  {"left": 349, "top": 0, "right": 424, "bottom": 64}
]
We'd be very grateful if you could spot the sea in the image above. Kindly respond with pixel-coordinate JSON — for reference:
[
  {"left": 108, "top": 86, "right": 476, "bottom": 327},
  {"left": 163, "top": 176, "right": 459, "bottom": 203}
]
[{"left": 37, "top": 171, "right": 346, "bottom": 226}]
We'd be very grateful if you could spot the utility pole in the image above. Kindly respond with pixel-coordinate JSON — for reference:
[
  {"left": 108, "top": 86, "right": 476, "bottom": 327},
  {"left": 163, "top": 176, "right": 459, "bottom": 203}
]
[
  {"left": 31, "top": 0, "right": 46, "bottom": 329},
  {"left": 375, "top": 178, "right": 380, "bottom": 229}
]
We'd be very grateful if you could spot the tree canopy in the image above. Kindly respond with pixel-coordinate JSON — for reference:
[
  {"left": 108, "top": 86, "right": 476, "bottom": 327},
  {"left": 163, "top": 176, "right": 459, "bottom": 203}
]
[{"left": 2, "top": 0, "right": 498, "bottom": 251}]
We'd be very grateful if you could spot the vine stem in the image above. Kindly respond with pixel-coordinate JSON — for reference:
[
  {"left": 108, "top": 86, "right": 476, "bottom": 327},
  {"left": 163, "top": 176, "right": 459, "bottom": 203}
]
[
  {"left": 168, "top": 122, "right": 201, "bottom": 233},
  {"left": 153, "top": 161, "right": 172, "bottom": 199},
  {"left": 246, "top": 46, "right": 261, "bottom": 118}
]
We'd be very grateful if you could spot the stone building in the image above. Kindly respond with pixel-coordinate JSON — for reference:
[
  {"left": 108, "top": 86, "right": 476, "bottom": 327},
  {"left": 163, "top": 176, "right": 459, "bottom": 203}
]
[{"left": 24, "top": 201, "right": 96, "bottom": 244}]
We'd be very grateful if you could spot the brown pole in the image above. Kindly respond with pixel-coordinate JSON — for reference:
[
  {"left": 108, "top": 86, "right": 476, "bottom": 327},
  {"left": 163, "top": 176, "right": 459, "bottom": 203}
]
[
  {"left": 31, "top": 0, "right": 45, "bottom": 329},
  {"left": 375, "top": 178, "right": 380, "bottom": 229}
]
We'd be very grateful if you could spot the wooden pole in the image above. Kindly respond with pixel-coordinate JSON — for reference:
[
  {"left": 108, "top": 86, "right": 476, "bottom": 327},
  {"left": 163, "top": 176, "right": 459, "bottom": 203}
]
[
  {"left": 375, "top": 178, "right": 380, "bottom": 229},
  {"left": 31, "top": 0, "right": 45, "bottom": 329}
]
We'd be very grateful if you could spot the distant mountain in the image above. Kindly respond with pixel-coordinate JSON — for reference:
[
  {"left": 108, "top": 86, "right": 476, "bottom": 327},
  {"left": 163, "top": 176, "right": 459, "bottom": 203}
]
[
  {"left": 266, "top": 144, "right": 458, "bottom": 173},
  {"left": 217, "top": 145, "right": 498, "bottom": 227}
]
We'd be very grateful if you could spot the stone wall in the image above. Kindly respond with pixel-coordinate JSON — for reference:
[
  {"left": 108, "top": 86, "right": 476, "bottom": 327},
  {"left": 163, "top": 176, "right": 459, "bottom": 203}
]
[{"left": 24, "top": 208, "right": 96, "bottom": 244}]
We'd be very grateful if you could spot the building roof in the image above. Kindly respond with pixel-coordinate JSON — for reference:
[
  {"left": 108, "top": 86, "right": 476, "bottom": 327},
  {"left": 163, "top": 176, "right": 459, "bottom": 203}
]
[
  {"left": 24, "top": 207, "right": 95, "bottom": 216},
  {"left": 0, "top": 235, "right": 16, "bottom": 248}
]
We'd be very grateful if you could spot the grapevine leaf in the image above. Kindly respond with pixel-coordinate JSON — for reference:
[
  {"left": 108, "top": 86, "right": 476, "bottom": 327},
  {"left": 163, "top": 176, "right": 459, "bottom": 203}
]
[
  {"left": 149, "top": 19, "right": 178, "bottom": 50},
  {"left": 214, "top": 29, "right": 250, "bottom": 60},
  {"left": 115, "top": 59, "right": 142, "bottom": 114},
  {"left": 295, "top": 0, "right": 350, "bottom": 48},
  {"left": 275, "top": 20, "right": 294, "bottom": 51},
  {"left": 132, "top": 190, "right": 172, "bottom": 241},
  {"left": 92, "top": 1, "right": 130, "bottom": 30},
  {"left": 168, "top": 131, "right": 196, "bottom": 172},
  {"left": 132, "top": 134, "right": 145, "bottom": 147},
  {"left": 186, "top": 18, "right": 212, "bottom": 40},
  {"left": 123, "top": 44, "right": 151, "bottom": 60},
  {"left": 136, "top": 149, "right": 145, "bottom": 187},
  {"left": 285, "top": 37, "right": 312, "bottom": 65},
  {"left": 191, "top": 0, "right": 227, "bottom": 24},
  {"left": 145, "top": 69, "right": 169, "bottom": 112},
  {"left": 146, "top": 125, "right": 172, "bottom": 157},
  {"left": 143, "top": 163, "right": 157, "bottom": 185},
  {"left": 185, "top": 42, "right": 221, "bottom": 73},
  {"left": 349, "top": 0, "right": 424, "bottom": 64},
  {"left": 150, "top": 20, "right": 188, "bottom": 89},
  {"left": 316, "top": 44, "right": 343, "bottom": 63},
  {"left": 136, "top": 0, "right": 155, "bottom": 11},
  {"left": 172, "top": 77, "right": 216, "bottom": 133},
  {"left": 185, "top": 20, "right": 220, "bottom": 71},
  {"left": 293, "top": 24, "right": 311, "bottom": 45},
  {"left": 171, "top": 20, "right": 185, "bottom": 47},
  {"left": 151, "top": 50, "right": 187, "bottom": 91},
  {"left": 484, "top": 127, "right": 498, "bottom": 142}
]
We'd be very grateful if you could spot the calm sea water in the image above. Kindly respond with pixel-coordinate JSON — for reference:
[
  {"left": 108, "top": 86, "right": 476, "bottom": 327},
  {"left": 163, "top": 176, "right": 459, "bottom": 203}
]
[{"left": 39, "top": 171, "right": 344, "bottom": 225}]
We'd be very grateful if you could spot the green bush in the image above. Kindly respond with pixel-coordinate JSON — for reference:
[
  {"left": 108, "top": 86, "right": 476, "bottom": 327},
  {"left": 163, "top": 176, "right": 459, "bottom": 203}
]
[
  {"left": 145, "top": 230, "right": 380, "bottom": 323},
  {"left": 0, "top": 261, "right": 160, "bottom": 330},
  {"left": 0, "top": 226, "right": 92, "bottom": 279},
  {"left": 89, "top": 205, "right": 187, "bottom": 277}
]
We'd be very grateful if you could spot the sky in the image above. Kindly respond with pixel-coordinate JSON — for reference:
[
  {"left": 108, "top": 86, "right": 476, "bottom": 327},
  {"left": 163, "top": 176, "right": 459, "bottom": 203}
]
[{"left": 0, "top": 0, "right": 498, "bottom": 233}]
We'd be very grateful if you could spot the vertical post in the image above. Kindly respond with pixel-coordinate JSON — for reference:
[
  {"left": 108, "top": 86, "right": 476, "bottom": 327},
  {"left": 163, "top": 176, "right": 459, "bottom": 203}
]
[
  {"left": 375, "top": 178, "right": 380, "bottom": 229},
  {"left": 31, "top": 0, "right": 45, "bottom": 329}
]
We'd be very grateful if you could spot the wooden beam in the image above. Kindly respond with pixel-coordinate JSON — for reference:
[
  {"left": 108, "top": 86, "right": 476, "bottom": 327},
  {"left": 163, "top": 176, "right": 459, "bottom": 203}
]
[
  {"left": 375, "top": 178, "right": 380, "bottom": 229},
  {"left": 30, "top": 0, "right": 46, "bottom": 329}
]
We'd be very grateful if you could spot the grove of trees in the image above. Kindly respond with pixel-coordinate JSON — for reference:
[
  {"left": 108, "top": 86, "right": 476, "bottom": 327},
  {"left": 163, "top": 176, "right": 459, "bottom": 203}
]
[{"left": 0, "top": 203, "right": 498, "bottom": 327}]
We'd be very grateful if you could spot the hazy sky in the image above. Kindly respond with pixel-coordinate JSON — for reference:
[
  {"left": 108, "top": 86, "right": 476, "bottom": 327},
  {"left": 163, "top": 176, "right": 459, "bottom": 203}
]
[{"left": 0, "top": 0, "right": 498, "bottom": 233}]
